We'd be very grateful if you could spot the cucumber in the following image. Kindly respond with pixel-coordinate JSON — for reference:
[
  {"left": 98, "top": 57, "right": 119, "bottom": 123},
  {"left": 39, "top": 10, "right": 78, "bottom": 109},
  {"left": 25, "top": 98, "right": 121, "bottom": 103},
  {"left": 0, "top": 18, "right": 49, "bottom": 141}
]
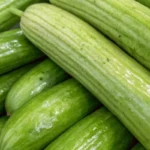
[
  {"left": 0, "top": 0, "right": 43, "bottom": 32},
  {"left": 50, "top": 0, "right": 150, "bottom": 69},
  {"left": 0, "top": 29, "right": 44, "bottom": 75},
  {"left": 132, "top": 143, "right": 146, "bottom": 150},
  {"left": 45, "top": 107, "right": 134, "bottom": 150},
  {"left": 0, "top": 116, "right": 8, "bottom": 135},
  {"left": 0, "top": 79, "right": 100, "bottom": 150},
  {"left": 6, "top": 58, "right": 69, "bottom": 114},
  {"left": 136, "top": 0, "right": 150, "bottom": 8},
  {"left": 0, "top": 63, "right": 37, "bottom": 115},
  {"left": 17, "top": 4, "right": 150, "bottom": 149}
]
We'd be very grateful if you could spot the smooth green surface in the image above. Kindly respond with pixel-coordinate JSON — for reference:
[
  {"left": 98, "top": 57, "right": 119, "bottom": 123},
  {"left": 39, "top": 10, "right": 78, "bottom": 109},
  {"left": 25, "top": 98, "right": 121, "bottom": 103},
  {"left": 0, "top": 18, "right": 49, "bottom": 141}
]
[
  {"left": 0, "top": 29, "right": 43, "bottom": 75},
  {"left": 0, "top": 63, "right": 37, "bottom": 115},
  {"left": 0, "top": 116, "right": 8, "bottom": 135},
  {"left": 0, "top": 79, "right": 100, "bottom": 150},
  {"left": 132, "top": 143, "right": 146, "bottom": 150},
  {"left": 51, "top": 0, "right": 150, "bottom": 69},
  {"left": 0, "top": 0, "right": 42, "bottom": 32},
  {"left": 46, "top": 107, "right": 133, "bottom": 150},
  {"left": 136, "top": 0, "right": 150, "bottom": 8},
  {"left": 20, "top": 4, "right": 150, "bottom": 149},
  {"left": 6, "top": 58, "right": 68, "bottom": 114}
]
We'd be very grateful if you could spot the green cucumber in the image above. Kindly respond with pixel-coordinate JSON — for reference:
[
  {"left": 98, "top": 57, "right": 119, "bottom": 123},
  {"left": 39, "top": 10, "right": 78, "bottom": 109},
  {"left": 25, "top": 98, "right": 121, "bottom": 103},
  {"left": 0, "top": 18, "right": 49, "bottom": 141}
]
[
  {"left": 0, "top": 29, "right": 44, "bottom": 75},
  {"left": 45, "top": 107, "right": 134, "bottom": 150},
  {"left": 0, "top": 116, "right": 8, "bottom": 135},
  {"left": 17, "top": 4, "right": 150, "bottom": 149},
  {"left": 0, "top": 79, "right": 100, "bottom": 150},
  {"left": 0, "top": 0, "right": 43, "bottom": 32},
  {"left": 6, "top": 58, "right": 69, "bottom": 114},
  {"left": 136, "top": 0, "right": 150, "bottom": 8},
  {"left": 51, "top": 0, "right": 150, "bottom": 69},
  {"left": 0, "top": 63, "right": 37, "bottom": 115},
  {"left": 132, "top": 143, "right": 146, "bottom": 150}
]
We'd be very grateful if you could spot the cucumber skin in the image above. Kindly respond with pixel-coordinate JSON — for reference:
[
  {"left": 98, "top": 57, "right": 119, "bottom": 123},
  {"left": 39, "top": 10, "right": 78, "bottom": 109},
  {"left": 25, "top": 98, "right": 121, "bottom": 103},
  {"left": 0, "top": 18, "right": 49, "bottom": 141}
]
[
  {"left": 0, "top": 63, "right": 37, "bottom": 115},
  {"left": 136, "top": 0, "right": 150, "bottom": 8},
  {"left": 20, "top": 4, "right": 150, "bottom": 149},
  {"left": 5, "top": 58, "right": 69, "bottom": 114},
  {"left": 45, "top": 107, "right": 133, "bottom": 150},
  {"left": 132, "top": 143, "right": 146, "bottom": 150},
  {"left": 0, "top": 29, "right": 44, "bottom": 75},
  {"left": 0, "top": 0, "right": 42, "bottom": 32},
  {"left": 51, "top": 0, "right": 150, "bottom": 69},
  {"left": 0, "top": 117, "right": 8, "bottom": 135},
  {"left": 0, "top": 79, "right": 100, "bottom": 150}
]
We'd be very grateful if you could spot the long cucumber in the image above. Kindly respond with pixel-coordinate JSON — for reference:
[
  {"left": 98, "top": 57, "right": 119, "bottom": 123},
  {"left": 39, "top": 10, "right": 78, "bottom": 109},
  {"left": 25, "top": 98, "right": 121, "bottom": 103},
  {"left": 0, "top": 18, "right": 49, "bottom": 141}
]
[
  {"left": 6, "top": 58, "right": 69, "bottom": 114},
  {"left": 0, "top": 63, "right": 37, "bottom": 115},
  {"left": 0, "top": 79, "right": 100, "bottom": 150},
  {"left": 45, "top": 107, "right": 134, "bottom": 150},
  {"left": 16, "top": 4, "right": 150, "bottom": 149},
  {"left": 0, "top": 29, "right": 44, "bottom": 75},
  {"left": 51, "top": 0, "right": 150, "bottom": 69}
]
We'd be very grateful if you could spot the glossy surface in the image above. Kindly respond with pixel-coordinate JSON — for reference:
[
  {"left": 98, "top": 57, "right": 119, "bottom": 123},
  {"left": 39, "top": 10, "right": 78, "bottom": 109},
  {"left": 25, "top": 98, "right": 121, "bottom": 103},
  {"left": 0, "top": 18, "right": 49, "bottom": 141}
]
[
  {"left": 0, "top": 116, "right": 8, "bottom": 135},
  {"left": 0, "top": 29, "right": 43, "bottom": 75},
  {"left": 0, "top": 0, "right": 42, "bottom": 31},
  {"left": 132, "top": 143, "right": 146, "bottom": 150},
  {"left": 51, "top": 0, "right": 150, "bottom": 69},
  {"left": 46, "top": 107, "right": 133, "bottom": 150},
  {"left": 20, "top": 4, "right": 150, "bottom": 149},
  {"left": 6, "top": 58, "right": 68, "bottom": 114},
  {"left": 0, "top": 79, "right": 100, "bottom": 150}
]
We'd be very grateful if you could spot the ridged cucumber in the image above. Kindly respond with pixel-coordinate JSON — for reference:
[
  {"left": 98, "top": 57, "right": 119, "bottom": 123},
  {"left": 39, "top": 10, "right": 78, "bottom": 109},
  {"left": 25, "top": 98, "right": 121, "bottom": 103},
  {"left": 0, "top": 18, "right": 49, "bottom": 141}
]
[
  {"left": 136, "top": 0, "right": 150, "bottom": 8},
  {"left": 0, "top": 0, "right": 43, "bottom": 32},
  {"left": 0, "top": 116, "right": 8, "bottom": 135},
  {"left": 45, "top": 107, "right": 134, "bottom": 150},
  {"left": 132, "top": 143, "right": 146, "bottom": 150},
  {"left": 0, "top": 63, "right": 37, "bottom": 115},
  {"left": 6, "top": 58, "right": 69, "bottom": 114},
  {"left": 51, "top": 0, "right": 150, "bottom": 69},
  {"left": 0, "top": 79, "right": 100, "bottom": 150},
  {"left": 18, "top": 4, "right": 150, "bottom": 149},
  {"left": 0, "top": 29, "right": 44, "bottom": 75}
]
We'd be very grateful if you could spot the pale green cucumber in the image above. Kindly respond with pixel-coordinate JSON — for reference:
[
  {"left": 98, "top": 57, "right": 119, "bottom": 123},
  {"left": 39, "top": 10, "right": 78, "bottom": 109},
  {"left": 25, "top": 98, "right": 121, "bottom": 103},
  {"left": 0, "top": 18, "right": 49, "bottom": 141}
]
[
  {"left": 45, "top": 107, "right": 134, "bottom": 150},
  {"left": 17, "top": 4, "right": 150, "bottom": 149},
  {"left": 0, "top": 63, "right": 37, "bottom": 115},
  {"left": 0, "top": 116, "right": 8, "bottom": 135},
  {"left": 0, "top": 0, "right": 43, "bottom": 32},
  {"left": 51, "top": 0, "right": 150, "bottom": 69},
  {"left": 132, "top": 143, "right": 146, "bottom": 150},
  {"left": 6, "top": 58, "right": 68, "bottom": 114},
  {"left": 0, "top": 79, "right": 100, "bottom": 150},
  {"left": 136, "top": 0, "right": 150, "bottom": 8},
  {"left": 0, "top": 29, "right": 44, "bottom": 75}
]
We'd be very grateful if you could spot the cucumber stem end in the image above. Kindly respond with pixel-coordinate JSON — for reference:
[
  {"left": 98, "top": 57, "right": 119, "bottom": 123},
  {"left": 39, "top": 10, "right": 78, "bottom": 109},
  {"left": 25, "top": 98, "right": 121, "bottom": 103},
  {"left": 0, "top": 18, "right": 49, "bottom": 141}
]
[{"left": 10, "top": 8, "right": 23, "bottom": 17}]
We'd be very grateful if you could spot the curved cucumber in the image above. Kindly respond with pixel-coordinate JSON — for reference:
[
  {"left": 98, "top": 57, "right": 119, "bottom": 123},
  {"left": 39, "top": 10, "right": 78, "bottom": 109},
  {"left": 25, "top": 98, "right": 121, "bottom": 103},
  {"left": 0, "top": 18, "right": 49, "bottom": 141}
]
[
  {"left": 0, "top": 29, "right": 44, "bottom": 75},
  {"left": 0, "top": 63, "right": 37, "bottom": 115},
  {"left": 0, "top": 79, "right": 100, "bottom": 150},
  {"left": 0, "top": 0, "right": 42, "bottom": 32},
  {"left": 19, "top": 4, "right": 150, "bottom": 149},
  {"left": 136, "top": 0, "right": 150, "bottom": 8},
  {"left": 0, "top": 116, "right": 8, "bottom": 135},
  {"left": 132, "top": 143, "right": 146, "bottom": 150},
  {"left": 45, "top": 107, "right": 133, "bottom": 150},
  {"left": 6, "top": 58, "right": 69, "bottom": 114},
  {"left": 51, "top": 0, "right": 150, "bottom": 69}
]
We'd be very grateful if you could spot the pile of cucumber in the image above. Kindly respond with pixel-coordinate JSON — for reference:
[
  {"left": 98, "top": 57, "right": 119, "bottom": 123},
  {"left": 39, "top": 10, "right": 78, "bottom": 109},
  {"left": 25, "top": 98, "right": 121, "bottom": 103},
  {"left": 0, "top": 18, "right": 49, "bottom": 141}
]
[{"left": 0, "top": 0, "right": 150, "bottom": 149}]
